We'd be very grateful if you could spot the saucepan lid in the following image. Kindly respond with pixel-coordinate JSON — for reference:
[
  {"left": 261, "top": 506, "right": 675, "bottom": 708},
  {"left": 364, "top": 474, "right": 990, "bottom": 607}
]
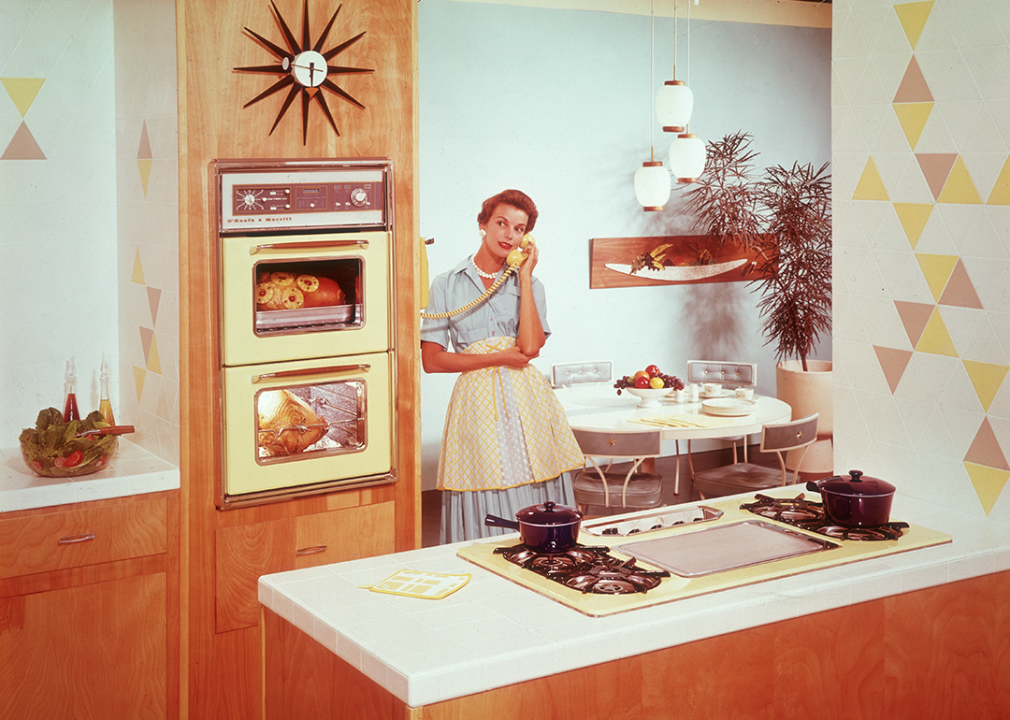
[
  {"left": 515, "top": 501, "right": 582, "bottom": 526},
  {"left": 816, "top": 469, "right": 895, "bottom": 497}
]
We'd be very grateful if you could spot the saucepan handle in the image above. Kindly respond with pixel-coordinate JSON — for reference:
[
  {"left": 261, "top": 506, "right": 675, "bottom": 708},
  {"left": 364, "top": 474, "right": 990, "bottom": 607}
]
[
  {"left": 805, "top": 480, "right": 822, "bottom": 493},
  {"left": 484, "top": 514, "right": 520, "bottom": 530}
]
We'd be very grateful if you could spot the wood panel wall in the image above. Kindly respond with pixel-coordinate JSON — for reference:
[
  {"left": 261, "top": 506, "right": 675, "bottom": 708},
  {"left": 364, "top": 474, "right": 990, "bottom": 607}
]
[{"left": 176, "top": 0, "right": 418, "bottom": 717}]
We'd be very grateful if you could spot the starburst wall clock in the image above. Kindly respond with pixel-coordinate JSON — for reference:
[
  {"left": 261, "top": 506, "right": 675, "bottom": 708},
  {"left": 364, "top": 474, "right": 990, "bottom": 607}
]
[{"left": 234, "top": 0, "right": 373, "bottom": 145}]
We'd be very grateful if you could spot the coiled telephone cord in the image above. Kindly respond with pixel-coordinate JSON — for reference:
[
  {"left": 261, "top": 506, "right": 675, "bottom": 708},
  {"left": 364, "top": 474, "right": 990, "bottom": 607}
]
[{"left": 420, "top": 265, "right": 517, "bottom": 320}]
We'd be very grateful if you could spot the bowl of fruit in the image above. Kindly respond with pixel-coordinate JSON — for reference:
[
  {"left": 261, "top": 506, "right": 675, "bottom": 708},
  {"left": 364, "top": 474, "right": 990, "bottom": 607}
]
[{"left": 614, "top": 365, "right": 685, "bottom": 408}]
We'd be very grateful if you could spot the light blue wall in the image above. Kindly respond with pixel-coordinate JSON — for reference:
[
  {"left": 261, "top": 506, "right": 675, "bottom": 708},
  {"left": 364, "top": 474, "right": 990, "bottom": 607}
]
[{"left": 418, "top": 0, "right": 831, "bottom": 490}]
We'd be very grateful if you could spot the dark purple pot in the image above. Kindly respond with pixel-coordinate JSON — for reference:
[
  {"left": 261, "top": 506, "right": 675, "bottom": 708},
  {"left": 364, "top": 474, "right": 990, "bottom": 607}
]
[
  {"left": 485, "top": 501, "right": 583, "bottom": 552},
  {"left": 806, "top": 470, "right": 895, "bottom": 528}
]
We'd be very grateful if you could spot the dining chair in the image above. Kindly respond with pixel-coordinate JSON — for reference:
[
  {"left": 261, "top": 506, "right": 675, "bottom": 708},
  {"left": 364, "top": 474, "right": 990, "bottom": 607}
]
[
  {"left": 550, "top": 361, "right": 612, "bottom": 389},
  {"left": 570, "top": 428, "right": 664, "bottom": 513},
  {"left": 692, "top": 414, "right": 819, "bottom": 500},
  {"left": 681, "top": 360, "right": 759, "bottom": 480}
]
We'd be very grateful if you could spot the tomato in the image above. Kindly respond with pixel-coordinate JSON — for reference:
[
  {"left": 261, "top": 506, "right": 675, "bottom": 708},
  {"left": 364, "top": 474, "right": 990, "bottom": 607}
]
[
  {"left": 646, "top": 364, "right": 661, "bottom": 377},
  {"left": 634, "top": 375, "right": 651, "bottom": 389},
  {"left": 64, "top": 451, "right": 83, "bottom": 467}
]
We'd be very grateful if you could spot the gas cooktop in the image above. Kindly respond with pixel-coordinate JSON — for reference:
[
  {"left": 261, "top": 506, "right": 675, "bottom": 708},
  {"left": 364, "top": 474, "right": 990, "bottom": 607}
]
[{"left": 456, "top": 491, "right": 951, "bottom": 617}]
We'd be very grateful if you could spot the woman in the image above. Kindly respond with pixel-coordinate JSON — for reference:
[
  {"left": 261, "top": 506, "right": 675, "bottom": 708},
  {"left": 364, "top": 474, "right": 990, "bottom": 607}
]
[{"left": 421, "top": 189, "right": 584, "bottom": 543}]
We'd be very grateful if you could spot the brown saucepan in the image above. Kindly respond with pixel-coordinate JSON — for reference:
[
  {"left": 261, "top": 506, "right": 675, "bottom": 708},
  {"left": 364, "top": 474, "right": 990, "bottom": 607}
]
[
  {"left": 485, "top": 501, "right": 583, "bottom": 553},
  {"left": 806, "top": 470, "right": 895, "bottom": 527}
]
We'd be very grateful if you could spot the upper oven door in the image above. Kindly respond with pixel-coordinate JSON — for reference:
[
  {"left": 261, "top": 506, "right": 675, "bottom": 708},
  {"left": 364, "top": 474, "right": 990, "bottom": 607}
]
[{"left": 220, "top": 230, "right": 390, "bottom": 366}]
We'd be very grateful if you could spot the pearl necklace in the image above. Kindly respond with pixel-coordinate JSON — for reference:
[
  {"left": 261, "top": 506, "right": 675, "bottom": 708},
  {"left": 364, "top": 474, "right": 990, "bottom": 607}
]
[{"left": 471, "top": 256, "right": 500, "bottom": 280}]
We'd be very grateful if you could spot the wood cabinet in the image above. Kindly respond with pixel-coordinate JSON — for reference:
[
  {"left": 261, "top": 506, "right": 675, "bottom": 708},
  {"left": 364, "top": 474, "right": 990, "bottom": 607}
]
[
  {"left": 262, "top": 569, "right": 1010, "bottom": 720},
  {"left": 0, "top": 491, "right": 179, "bottom": 720}
]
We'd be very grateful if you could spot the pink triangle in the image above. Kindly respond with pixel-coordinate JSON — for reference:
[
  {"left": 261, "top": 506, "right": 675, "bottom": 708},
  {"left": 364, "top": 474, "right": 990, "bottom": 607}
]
[
  {"left": 893, "top": 57, "right": 934, "bottom": 103},
  {"left": 894, "top": 300, "right": 934, "bottom": 347},
  {"left": 147, "top": 286, "right": 162, "bottom": 325},
  {"left": 139, "top": 326, "right": 155, "bottom": 365},
  {"left": 938, "top": 259, "right": 983, "bottom": 309},
  {"left": 137, "top": 120, "right": 152, "bottom": 160},
  {"left": 873, "top": 346, "right": 913, "bottom": 393},
  {"left": 916, "top": 153, "right": 958, "bottom": 200},
  {"left": 1, "top": 121, "right": 46, "bottom": 159},
  {"left": 964, "top": 418, "right": 1009, "bottom": 470}
]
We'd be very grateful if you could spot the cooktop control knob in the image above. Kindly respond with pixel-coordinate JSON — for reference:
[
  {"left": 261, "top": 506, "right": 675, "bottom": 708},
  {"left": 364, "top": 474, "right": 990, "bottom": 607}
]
[{"left": 349, "top": 187, "right": 369, "bottom": 207}]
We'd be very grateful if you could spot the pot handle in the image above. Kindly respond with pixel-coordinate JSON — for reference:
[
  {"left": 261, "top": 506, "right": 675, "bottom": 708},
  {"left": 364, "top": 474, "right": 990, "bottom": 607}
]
[
  {"left": 484, "top": 514, "right": 520, "bottom": 530},
  {"left": 805, "top": 480, "right": 822, "bottom": 493}
]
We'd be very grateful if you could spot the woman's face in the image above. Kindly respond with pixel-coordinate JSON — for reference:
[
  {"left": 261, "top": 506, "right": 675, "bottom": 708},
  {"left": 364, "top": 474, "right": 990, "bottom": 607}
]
[{"left": 479, "top": 203, "right": 529, "bottom": 262}]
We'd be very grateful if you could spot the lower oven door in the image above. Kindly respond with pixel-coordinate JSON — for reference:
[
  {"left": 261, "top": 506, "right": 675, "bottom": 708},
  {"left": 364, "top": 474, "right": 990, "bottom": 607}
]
[{"left": 220, "top": 352, "right": 393, "bottom": 504}]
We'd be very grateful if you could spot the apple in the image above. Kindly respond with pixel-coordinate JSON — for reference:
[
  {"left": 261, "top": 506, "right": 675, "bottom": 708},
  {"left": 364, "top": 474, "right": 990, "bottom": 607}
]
[
  {"left": 633, "top": 370, "right": 650, "bottom": 382},
  {"left": 646, "top": 364, "right": 661, "bottom": 377},
  {"left": 634, "top": 375, "right": 651, "bottom": 389}
]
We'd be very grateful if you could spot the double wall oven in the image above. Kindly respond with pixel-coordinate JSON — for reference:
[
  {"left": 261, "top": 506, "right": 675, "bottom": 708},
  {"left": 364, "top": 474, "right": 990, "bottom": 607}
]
[{"left": 215, "top": 159, "right": 396, "bottom": 508}]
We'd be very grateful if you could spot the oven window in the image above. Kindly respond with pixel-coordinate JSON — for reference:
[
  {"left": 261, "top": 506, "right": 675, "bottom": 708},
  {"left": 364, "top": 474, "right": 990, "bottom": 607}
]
[
  {"left": 253, "top": 258, "right": 363, "bottom": 336},
  {"left": 254, "top": 380, "right": 366, "bottom": 463}
]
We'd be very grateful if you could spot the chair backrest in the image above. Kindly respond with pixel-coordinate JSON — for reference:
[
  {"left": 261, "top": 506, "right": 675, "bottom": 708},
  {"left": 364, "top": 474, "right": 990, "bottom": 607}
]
[
  {"left": 571, "top": 428, "right": 663, "bottom": 459},
  {"left": 550, "top": 361, "right": 613, "bottom": 388},
  {"left": 759, "top": 413, "right": 819, "bottom": 485},
  {"left": 686, "top": 361, "right": 757, "bottom": 387}
]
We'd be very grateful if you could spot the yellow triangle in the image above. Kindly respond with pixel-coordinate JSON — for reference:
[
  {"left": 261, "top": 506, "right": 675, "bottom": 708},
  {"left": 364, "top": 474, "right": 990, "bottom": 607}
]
[
  {"left": 893, "top": 203, "right": 933, "bottom": 248},
  {"left": 963, "top": 462, "right": 1009, "bottom": 516},
  {"left": 138, "top": 158, "right": 153, "bottom": 198},
  {"left": 894, "top": 1, "right": 935, "bottom": 50},
  {"left": 133, "top": 365, "right": 147, "bottom": 403},
  {"left": 893, "top": 102, "right": 933, "bottom": 149},
  {"left": 852, "top": 157, "right": 890, "bottom": 201},
  {"left": 148, "top": 335, "right": 163, "bottom": 374},
  {"left": 915, "top": 306, "right": 959, "bottom": 356},
  {"left": 0, "top": 77, "right": 46, "bottom": 117},
  {"left": 962, "top": 360, "right": 1009, "bottom": 412},
  {"left": 937, "top": 156, "right": 982, "bottom": 204},
  {"left": 915, "top": 253, "right": 958, "bottom": 301},
  {"left": 131, "top": 246, "right": 146, "bottom": 285},
  {"left": 987, "top": 155, "right": 1010, "bottom": 206}
]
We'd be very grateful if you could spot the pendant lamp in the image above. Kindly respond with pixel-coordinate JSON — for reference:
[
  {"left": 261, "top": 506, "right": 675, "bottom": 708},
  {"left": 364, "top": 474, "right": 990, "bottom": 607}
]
[
  {"left": 634, "top": 0, "right": 671, "bottom": 211},
  {"left": 656, "top": 0, "right": 692, "bottom": 133},
  {"left": 668, "top": 131, "right": 706, "bottom": 183}
]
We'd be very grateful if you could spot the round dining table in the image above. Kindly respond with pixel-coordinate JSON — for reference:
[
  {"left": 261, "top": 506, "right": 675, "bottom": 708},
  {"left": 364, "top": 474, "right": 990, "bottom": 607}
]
[{"left": 554, "top": 385, "right": 792, "bottom": 495}]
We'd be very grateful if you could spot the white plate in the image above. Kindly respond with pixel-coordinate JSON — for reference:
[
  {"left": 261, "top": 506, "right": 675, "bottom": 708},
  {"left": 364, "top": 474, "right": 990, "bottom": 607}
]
[
  {"left": 701, "top": 398, "right": 757, "bottom": 416},
  {"left": 698, "top": 390, "right": 732, "bottom": 399}
]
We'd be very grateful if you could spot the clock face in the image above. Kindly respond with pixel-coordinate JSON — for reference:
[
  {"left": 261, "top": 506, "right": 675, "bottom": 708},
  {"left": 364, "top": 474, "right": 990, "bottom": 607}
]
[{"left": 234, "top": 0, "right": 373, "bottom": 144}]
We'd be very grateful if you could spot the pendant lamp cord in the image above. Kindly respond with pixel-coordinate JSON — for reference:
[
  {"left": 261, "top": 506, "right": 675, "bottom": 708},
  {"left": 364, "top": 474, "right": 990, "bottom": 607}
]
[
  {"left": 673, "top": 0, "right": 678, "bottom": 81},
  {"left": 649, "top": 0, "right": 655, "bottom": 161}
]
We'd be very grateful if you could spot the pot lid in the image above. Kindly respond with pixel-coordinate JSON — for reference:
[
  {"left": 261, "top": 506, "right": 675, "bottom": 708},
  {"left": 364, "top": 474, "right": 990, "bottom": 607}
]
[
  {"left": 515, "top": 501, "right": 582, "bottom": 526},
  {"left": 817, "top": 469, "right": 895, "bottom": 497}
]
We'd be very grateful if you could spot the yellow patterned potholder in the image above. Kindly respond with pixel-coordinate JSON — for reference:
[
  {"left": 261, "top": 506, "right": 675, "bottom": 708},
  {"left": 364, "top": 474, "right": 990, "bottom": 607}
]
[{"left": 362, "top": 569, "right": 471, "bottom": 600}]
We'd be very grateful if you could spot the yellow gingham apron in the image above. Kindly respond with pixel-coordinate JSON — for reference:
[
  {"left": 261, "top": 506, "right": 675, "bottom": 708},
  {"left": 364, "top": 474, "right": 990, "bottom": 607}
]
[{"left": 436, "top": 337, "right": 584, "bottom": 492}]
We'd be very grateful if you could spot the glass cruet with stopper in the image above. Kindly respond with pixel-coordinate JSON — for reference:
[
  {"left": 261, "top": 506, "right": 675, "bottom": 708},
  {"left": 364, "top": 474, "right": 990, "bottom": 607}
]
[
  {"left": 63, "top": 355, "right": 80, "bottom": 422},
  {"left": 98, "top": 353, "right": 116, "bottom": 425}
]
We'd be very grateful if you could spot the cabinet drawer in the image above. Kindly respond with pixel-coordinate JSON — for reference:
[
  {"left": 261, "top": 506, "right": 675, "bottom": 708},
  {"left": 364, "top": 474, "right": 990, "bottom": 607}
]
[{"left": 0, "top": 494, "right": 168, "bottom": 579}]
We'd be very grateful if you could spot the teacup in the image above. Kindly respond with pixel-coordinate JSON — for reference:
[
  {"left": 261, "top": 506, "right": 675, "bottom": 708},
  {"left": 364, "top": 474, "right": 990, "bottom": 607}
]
[
  {"left": 703, "top": 383, "right": 722, "bottom": 396},
  {"left": 735, "top": 387, "right": 754, "bottom": 400}
]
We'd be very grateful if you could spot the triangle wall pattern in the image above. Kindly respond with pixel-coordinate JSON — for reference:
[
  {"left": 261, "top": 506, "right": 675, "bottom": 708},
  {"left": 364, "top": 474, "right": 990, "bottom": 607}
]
[{"left": 844, "top": 0, "right": 1010, "bottom": 516}]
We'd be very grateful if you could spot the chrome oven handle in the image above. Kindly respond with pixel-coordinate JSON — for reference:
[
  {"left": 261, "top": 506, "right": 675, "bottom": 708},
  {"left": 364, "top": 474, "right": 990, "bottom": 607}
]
[
  {"left": 253, "top": 363, "right": 370, "bottom": 383},
  {"left": 250, "top": 239, "right": 369, "bottom": 254}
]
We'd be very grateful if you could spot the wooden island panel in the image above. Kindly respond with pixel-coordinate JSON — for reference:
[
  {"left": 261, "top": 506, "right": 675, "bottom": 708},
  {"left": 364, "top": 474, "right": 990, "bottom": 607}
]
[{"left": 263, "top": 569, "right": 1010, "bottom": 720}]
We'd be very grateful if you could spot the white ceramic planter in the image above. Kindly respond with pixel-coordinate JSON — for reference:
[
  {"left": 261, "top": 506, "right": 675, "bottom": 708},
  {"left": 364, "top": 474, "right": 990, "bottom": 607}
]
[{"left": 776, "top": 360, "right": 833, "bottom": 474}]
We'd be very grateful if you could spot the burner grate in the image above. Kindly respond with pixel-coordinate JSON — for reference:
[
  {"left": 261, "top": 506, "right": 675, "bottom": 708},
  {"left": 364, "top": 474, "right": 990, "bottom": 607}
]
[
  {"left": 494, "top": 544, "right": 669, "bottom": 594},
  {"left": 740, "top": 494, "right": 908, "bottom": 541}
]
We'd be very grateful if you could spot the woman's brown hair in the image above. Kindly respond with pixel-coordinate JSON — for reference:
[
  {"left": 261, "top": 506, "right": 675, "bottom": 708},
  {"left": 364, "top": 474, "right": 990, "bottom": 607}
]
[{"left": 477, "top": 189, "right": 538, "bottom": 233}]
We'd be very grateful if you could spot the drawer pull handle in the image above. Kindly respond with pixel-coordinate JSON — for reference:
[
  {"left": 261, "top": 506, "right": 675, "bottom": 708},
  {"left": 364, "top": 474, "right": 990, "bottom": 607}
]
[
  {"left": 254, "top": 363, "right": 370, "bottom": 384},
  {"left": 296, "top": 545, "right": 328, "bottom": 556},
  {"left": 251, "top": 239, "right": 368, "bottom": 255},
  {"left": 58, "top": 533, "right": 96, "bottom": 545}
]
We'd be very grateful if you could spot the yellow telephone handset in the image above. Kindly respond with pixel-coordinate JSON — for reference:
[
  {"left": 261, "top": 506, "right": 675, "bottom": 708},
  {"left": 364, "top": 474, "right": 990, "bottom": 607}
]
[{"left": 421, "top": 235, "right": 534, "bottom": 320}]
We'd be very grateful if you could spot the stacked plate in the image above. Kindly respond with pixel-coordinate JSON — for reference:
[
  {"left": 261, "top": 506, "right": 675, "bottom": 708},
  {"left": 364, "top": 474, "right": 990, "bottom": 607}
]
[{"left": 701, "top": 398, "right": 757, "bottom": 417}]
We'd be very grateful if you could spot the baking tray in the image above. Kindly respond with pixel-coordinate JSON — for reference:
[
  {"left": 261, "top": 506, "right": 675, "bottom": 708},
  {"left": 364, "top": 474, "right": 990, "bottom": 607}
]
[
  {"left": 582, "top": 505, "right": 723, "bottom": 537},
  {"left": 616, "top": 520, "right": 840, "bottom": 577}
]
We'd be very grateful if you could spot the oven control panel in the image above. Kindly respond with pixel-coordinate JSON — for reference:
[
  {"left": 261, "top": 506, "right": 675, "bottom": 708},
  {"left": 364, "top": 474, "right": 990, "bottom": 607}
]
[{"left": 217, "top": 160, "right": 390, "bottom": 233}]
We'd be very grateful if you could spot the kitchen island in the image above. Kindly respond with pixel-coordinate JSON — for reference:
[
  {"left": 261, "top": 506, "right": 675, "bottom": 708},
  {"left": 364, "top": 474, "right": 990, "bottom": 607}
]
[{"left": 258, "top": 487, "right": 1010, "bottom": 719}]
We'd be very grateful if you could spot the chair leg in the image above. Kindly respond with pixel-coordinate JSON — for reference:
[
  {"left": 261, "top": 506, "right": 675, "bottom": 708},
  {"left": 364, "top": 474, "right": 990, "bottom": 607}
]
[
  {"left": 673, "top": 440, "right": 681, "bottom": 495},
  {"left": 687, "top": 439, "right": 696, "bottom": 480}
]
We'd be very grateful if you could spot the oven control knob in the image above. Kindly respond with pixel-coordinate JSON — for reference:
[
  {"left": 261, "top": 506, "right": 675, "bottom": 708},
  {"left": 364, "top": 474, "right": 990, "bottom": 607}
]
[{"left": 349, "top": 187, "right": 369, "bottom": 207}]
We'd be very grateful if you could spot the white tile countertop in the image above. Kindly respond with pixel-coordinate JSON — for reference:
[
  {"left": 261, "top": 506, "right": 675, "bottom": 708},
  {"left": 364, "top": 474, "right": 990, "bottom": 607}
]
[
  {"left": 0, "top": 439, "right": 180, "bottom": 512},
  {"left": 258, "top": 487, "right": 1010, "bottom": 709}
]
